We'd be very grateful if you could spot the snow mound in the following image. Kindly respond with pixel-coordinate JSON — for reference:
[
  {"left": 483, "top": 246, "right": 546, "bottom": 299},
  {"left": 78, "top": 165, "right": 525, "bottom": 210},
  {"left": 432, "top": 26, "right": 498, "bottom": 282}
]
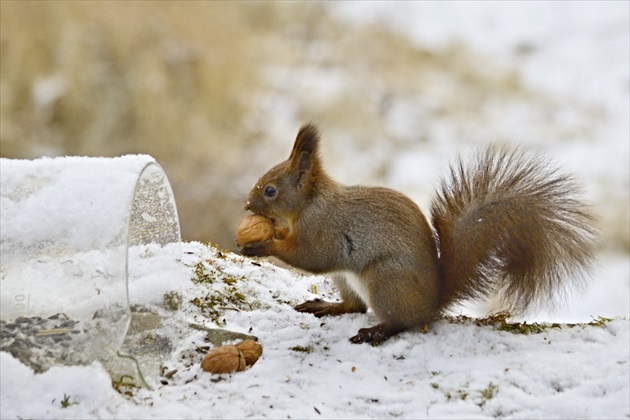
[{"left": 1, "top": 242, "right": 628, "bottom": 419}]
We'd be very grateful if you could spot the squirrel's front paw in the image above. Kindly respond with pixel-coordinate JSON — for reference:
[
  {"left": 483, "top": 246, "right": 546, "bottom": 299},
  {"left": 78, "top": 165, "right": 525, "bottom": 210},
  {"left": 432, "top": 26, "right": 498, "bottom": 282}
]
[
  {"left": 295, "top": 299, "right": 332, "bottom": 317},
  {"left": 239, "top": 241, "right": 271, "bottom": 257},
  {"left": 295, "top": 299, "right": 358, "bottom": 317}
]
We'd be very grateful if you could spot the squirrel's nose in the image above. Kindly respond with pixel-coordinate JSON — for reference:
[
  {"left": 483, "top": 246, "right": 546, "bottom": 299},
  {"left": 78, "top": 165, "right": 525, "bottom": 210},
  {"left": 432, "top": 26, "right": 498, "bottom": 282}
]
[{"left": 244, "top": 201, "right": 251, "bottom": 211}]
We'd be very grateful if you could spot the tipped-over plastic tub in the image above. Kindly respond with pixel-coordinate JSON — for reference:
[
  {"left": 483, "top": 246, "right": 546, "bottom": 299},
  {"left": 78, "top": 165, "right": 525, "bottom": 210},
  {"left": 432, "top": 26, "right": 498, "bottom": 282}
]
[{"left": 0, "top": 155, "right": 180, "bottom": 387}]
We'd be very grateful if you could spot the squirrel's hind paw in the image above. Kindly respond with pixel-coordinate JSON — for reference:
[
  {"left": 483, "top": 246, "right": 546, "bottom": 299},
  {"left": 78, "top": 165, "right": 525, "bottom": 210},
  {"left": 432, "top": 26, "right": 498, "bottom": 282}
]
[{"left": 350, "top": 322, "right": 406, "bottom": 346}]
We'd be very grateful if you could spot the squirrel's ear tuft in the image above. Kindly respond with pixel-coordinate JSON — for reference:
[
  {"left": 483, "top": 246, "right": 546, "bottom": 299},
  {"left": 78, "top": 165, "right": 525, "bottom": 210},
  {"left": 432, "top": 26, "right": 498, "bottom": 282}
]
[
  {"left": 289, "top": 123, "right": 322, "bottom": 188},
  {"left": 289, "top": 123, "right": 320, "bottom": 162}
]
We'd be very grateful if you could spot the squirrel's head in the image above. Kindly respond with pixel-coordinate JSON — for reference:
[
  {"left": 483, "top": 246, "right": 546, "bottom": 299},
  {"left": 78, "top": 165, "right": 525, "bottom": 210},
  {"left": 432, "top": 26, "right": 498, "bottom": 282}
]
[{"left": 245, "top": 123, "right": 323, "bottom": 222}]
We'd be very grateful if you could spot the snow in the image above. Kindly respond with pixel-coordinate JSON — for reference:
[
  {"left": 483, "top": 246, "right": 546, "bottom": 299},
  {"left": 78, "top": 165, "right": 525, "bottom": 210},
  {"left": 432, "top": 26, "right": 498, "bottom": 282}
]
[
  {"left": 0, "top": 155, "right": 154, "bottom": 251},
  {"left": 2, "top": 2, "right": 629, "bottom": 419},
  {"left": 2, "top": 243, "right": 628, "bottom": 419}
]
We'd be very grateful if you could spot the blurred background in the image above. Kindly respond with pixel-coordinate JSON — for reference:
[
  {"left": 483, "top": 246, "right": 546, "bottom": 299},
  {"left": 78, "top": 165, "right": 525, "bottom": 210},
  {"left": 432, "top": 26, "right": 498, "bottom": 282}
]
[{"left": 1, "top": 1, "right": 628, "bottom": 261}]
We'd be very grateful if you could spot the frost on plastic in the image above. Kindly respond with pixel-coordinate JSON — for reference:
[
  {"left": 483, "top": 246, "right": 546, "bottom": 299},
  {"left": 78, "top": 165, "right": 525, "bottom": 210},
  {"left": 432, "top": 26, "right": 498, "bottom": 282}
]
[{"left": 0, "top": 155, "right": 180, "bottom": 384}]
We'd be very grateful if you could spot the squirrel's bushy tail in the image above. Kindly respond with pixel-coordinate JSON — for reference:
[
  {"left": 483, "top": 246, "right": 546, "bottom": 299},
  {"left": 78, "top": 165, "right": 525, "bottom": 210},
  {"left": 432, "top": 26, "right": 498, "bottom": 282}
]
[{"left": 430, "top": 146, "right": 598, "bottom": 314}]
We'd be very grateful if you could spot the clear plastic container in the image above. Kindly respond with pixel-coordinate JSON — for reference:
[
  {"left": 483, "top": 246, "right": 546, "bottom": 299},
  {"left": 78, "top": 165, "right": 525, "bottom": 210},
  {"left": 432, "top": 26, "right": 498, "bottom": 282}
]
[{"left": 0, "top": 155, "right": 180, "bottom": 386}]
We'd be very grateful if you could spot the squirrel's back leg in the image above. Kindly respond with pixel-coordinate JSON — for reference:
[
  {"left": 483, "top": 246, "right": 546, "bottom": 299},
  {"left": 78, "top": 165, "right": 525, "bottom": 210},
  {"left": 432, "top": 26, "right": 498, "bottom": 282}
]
[
  {"left": 294, "top": 272, "right": 367, "bottom": 316},
  {"left": 350, "top": 259, "right": 440, "bottom": 345}
]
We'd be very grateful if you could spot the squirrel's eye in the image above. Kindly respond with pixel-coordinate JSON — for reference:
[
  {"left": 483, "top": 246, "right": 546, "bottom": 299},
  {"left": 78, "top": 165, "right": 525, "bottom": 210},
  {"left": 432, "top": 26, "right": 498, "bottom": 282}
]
[{"left": 264, "top": 186, "right": 277, "bottom": 198}]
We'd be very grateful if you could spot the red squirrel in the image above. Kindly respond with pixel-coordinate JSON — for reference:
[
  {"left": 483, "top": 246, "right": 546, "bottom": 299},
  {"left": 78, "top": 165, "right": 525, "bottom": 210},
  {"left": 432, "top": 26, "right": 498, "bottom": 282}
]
[{"left": 241, "top": 124, "right": 597, "bottom": 345}]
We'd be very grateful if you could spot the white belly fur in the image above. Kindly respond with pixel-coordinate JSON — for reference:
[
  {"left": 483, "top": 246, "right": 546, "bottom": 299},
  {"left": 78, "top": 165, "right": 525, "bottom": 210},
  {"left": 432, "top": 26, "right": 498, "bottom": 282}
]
[{"left": 337, "top": 270, "right": 371, "bottom": 308}]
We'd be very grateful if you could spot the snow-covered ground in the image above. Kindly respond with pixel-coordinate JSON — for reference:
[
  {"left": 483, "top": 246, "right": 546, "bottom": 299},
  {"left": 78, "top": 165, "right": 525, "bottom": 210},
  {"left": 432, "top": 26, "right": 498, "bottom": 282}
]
[
  {"left": 1, "top": 2, "right": 628, "bottom": 419},
  {"left": 1, "top": 242, "right": 628, "bottom": 419}
]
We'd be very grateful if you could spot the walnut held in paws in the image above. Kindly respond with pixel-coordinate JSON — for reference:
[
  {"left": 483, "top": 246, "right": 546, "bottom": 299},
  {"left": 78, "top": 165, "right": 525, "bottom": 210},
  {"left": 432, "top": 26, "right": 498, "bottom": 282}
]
[
  {"left": 235, "top": 339, "right": 263, "bottom": 366},
  {"left": 236, "top": 214, "right": 275, "bottom": 247},
  {"left": 200, "top": 345, "right": 246, "bottom": 374}
]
